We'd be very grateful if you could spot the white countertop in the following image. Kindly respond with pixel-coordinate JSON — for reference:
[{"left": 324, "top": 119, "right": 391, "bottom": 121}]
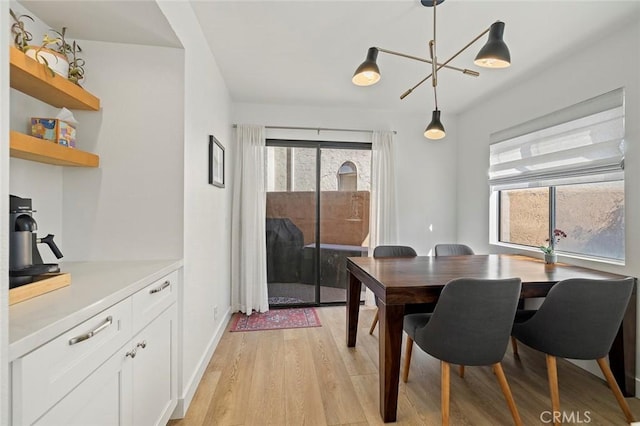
[{"left": 9, "top": 259, "right": 183, "bottom": 361}]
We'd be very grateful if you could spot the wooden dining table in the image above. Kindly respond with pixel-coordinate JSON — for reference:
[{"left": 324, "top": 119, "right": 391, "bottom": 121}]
[{"left": 345, "top": 254, "right": 636, "bottom": 423}]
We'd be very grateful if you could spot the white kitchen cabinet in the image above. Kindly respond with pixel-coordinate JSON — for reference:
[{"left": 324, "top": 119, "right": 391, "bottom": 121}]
[
  {"left": 33, "top": 344, "right": 133, "bottom": 426},
  {"left": 12, "top": 299, "right": 132, "bottom": 425},
  {"left": 11, "top": 267, "right": 179, "bottom": 426},
  {"left": 132, "top": 304, "right": 177, "bottom": 426}
]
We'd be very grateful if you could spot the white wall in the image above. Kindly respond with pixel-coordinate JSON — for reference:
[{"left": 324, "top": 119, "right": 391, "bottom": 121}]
[
  {"left": 7, "top": 1, "right": 185, "bottom": 263},
  {"left": 61, "top": 40, "right": 184, "bottom": 261},
  {"left": 157, "top": 1, "right": 233, "bottom": 416},
  {"left": 232, "top": 103, "right": 459, "bottom": 255},
  {"left": 457, "top": 16, "right": 640, "bottom": 269},
  {"left": 456, "top": 16, "right": 640, "bottom": 380}
]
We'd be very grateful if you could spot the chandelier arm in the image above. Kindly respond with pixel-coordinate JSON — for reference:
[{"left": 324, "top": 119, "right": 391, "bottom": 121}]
[
  {"left": 399, "top": 73, "right": 433, "bottom": 100},
  {"left": 433, "top": 25, "right": 492, "bottom": 74},
  {"left": 429, "top": 40, "right": 436, "bottom": 87},
  {"left": 375, "top": 47, "right": 479, "bottom": 77}
]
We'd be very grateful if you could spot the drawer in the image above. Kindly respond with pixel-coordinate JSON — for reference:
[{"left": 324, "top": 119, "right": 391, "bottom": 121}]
[
  {"left": 12, "top": 298, "right": 132, "bottom": 426},
  {"left": 132, "top": 270, "right": 177, "bottom": 333}
]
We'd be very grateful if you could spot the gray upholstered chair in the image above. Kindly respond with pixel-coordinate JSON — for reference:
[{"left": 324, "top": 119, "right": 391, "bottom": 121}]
[
  {"left": 431, "top": 243, "right": 528, "bottom": 367},
  {"left": 434, "top": 243, "right": 475, "bottom": 256},
  {"left": 402, "top": 243, "right": 475, "bottom": 380},
  {"left": 511, "top": 278, "right": 635, "bottom": 424},
  {"left": 369, "top": 245, "right": 418, "bottom": 334},
  {"left": 406, "top": 277, "right": 523, "bottom": 426}
]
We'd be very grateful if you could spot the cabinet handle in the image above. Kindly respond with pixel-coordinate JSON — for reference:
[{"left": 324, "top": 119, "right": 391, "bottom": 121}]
[
  {"left": 126, "top": 348, "right": 137, "bottom": 359},
  {"left": 68, "top": 316, "right": 113, "bottom": 346},
  {"left": 137, "top": 340, "right": 147, "bottom": 349},
  {"left": 149, "top": 280, "right": 170, "bottom": 294}
]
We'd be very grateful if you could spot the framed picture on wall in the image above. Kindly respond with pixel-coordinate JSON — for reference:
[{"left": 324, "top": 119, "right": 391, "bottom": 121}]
[{"left": 209, "top": 135, "right": 225, "bottom": 188}]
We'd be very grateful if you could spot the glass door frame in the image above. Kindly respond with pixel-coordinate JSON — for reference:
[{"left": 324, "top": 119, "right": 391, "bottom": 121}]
[{"left": 266, "top": 138, "right": 372, "bottom": 307}]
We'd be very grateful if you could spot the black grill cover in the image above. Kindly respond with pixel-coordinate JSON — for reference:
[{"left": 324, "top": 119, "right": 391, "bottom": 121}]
[{"left": 266, "top": 218, "right": 303, "bottom": 283}]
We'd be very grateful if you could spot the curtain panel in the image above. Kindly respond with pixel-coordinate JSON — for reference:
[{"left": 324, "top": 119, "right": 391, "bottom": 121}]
[
  {"left": 231, "top": 124, "right": 269, "bottom": 314},
  {"left": 368, "top": 130, "right": 398, "bottom": 303}
]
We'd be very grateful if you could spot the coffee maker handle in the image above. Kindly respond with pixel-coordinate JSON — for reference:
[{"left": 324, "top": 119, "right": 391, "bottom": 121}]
[{"left": 39, "top": 234, "right": 64, "bottom": 259}]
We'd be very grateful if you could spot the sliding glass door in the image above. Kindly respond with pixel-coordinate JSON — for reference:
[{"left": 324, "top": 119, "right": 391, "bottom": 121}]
[{"left": 265, "top": 140, "right": 371, "bottom": 306}]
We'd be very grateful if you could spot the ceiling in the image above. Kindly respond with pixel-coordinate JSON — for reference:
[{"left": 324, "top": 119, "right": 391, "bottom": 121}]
[{"left": 19, "top": 1, "right": 640, "bottom": 116}]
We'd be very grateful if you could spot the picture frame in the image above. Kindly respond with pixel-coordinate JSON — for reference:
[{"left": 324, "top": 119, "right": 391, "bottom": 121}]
[{"left": 209, "top": 135, "right": 225, "bottom": 188}]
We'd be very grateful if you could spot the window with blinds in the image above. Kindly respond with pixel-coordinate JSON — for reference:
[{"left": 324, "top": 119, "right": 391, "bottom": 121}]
[{"left": 490, "top": 88, "right": 625, "bottom": 262}]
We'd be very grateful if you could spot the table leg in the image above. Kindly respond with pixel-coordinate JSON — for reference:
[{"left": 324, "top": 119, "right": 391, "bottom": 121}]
[
  {"left": 609, "top": 283, "right": 636, "bottom": 396},
  {"left": 346, "top": 271, "right": 361, "bottom": 347},
  {"left": 378, "top": 301, "right": 405, "bottom": 422}
]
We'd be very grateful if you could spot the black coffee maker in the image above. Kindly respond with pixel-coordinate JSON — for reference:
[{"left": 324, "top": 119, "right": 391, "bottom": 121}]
[{"left": 9, "top": 195, "right": 63, "bottom": 289}]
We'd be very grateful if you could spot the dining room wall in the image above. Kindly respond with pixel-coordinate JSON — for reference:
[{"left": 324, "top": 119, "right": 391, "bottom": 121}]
[
  {"left": 456, "top": 14, "right": 640, "bottom": 386},
  {"left": 231, "top": 102, "right": 459, "bottom": 256}
]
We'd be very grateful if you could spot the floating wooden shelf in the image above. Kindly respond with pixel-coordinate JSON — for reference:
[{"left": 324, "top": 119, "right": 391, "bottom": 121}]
[
  {"left": 9, "top": 46, "right": 100, "bottom": 111},
  {"left": 10, "top": 131, "right": 99, "bottom": 167}
]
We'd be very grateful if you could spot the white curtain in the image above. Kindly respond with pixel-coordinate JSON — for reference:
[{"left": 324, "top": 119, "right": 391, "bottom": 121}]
[
  {"left": 367, "top": 130, "right": 398, "bottom": 304},
  {"left": 231, "top": 124, "right": 269, "bottom": 314}
]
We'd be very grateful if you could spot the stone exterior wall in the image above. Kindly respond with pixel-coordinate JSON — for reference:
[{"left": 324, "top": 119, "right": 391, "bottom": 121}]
[{"left": 266, "top": 147, "right": 371, "bottom": 192}]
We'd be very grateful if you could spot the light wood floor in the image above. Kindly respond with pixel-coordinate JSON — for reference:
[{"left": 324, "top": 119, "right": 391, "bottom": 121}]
[{"left": 169, "top": 306, "right": 640, "bottom": 425}]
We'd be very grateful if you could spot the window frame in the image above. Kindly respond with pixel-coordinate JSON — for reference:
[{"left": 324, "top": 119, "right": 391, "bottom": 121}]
[{"left": 491, "top": 183, "right": 625, "bottom": 265}]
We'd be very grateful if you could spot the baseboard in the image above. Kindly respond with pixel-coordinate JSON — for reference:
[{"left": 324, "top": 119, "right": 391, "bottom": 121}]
[
  {"left": 171, "top": 307, "right": 232, "bottom": 419},
  {"left": 568, "top": 359, "right": 640, "bottom": 397}
]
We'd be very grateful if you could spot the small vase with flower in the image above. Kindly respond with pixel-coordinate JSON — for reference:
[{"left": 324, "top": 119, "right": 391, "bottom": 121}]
[{"left": 539, "top": 229, "right": 567, "bottom": 264}]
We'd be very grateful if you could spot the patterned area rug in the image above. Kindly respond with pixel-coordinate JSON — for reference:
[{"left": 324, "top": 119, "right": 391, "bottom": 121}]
[
  {"left": 230, "top": 307, "right": 321, "bottom": 332},
  {"left": 268, "top": 296, "right": 305, "bottom": 305}
]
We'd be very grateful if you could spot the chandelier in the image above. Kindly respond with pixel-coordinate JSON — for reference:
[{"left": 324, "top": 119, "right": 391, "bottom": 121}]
[{"left": 352, "top": 0, "right": 511, "bottom": 140}]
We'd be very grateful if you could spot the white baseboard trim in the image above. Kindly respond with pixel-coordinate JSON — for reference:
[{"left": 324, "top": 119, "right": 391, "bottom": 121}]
[
  {"left": 568, "top": 359, "right": 640, "bottom": 397},
  {"left": 171, "top": 307, "right": 232, "bottom": 419}
]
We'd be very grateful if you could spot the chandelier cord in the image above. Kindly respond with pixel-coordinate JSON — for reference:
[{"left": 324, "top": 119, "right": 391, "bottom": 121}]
[{"left": 431, "top": 0, "right": 438, "bottom": 109}]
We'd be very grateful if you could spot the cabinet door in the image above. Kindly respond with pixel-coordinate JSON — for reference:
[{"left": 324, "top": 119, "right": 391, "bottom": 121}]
[
  {"left": 13, "top": 299, "right": 132, "bottom": 425},
  {"left": 132, "top": 304, "right": 177, "bottom": 426},
  {"left": 34, "top": 345, "right": 133, "bottom": 426}
]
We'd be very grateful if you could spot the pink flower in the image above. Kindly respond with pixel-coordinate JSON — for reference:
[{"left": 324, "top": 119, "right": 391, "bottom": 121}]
[{"left": 540, "top": 229, "right": 567, "bottom": 254}]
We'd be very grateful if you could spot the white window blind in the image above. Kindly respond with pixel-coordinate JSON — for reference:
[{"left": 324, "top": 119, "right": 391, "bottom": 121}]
[{"left": 489, "top": 88, "right": 625, "bottom": 190}]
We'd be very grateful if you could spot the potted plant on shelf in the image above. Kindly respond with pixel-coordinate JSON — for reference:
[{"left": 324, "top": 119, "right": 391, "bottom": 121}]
[
  {"left": 10, "top": 9, "right": 34, "bottom": 52},
  {"left": 25, "top": 28, "right": 72, "bottom": 79},
  {"left": 540, "top": 228, "right": 567, "bottom": 264},
  {"left": 10, "top": 12, "right": 86, "bottom": 85},
  {"left": 67, "top": 40, "right": 85, "bottom": 86}
]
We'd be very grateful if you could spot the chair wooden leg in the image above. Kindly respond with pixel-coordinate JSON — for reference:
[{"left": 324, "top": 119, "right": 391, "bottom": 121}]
[
  {"left": 545, "top": 355, "right": 561, "bottom": 426},
  {"left": 596, "top": 357, "right": 636, "bottom": 423},
  {"left": 493, "top": 363, "right": 523, "bottom": 426},
  {"left": 368, "top": 309, "right": 379, "bottom": 335},
  {"left": 441, "top": 361, "right": 450, "bottom": 426},
  {"left": 402, "top": 337, "right": 414, "bottom": 383},
  {"left": 459, "top": 365, "right": 465, "bottom": 378},
  {"left": 511, "top": 336, "right": 519, "bottom": 356}
]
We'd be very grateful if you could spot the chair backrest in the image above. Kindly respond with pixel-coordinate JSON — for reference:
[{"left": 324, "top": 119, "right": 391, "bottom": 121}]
[
  {"left": 373, "top": 245, "right": 417, "bottom": 258},
  {"left": 434, "top": 244, "right": 475, "bottom": 256},
  {"left": 512, "top": 277, "right": 634, "bottom": 359},
  {"left": 414, "top": 277, "right": 522, "bottom": 366}
]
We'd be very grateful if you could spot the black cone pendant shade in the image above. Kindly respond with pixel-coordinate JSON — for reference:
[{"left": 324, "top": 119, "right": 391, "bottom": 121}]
[
  {"left": 352, "top": 47, "right": 381, "bottom": 86},
  {"left": 424, "top": 110, "right": 445, "bottom": 140},
  {"left": 474, "top": 21, "right": 511, "bottom": 68}
]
